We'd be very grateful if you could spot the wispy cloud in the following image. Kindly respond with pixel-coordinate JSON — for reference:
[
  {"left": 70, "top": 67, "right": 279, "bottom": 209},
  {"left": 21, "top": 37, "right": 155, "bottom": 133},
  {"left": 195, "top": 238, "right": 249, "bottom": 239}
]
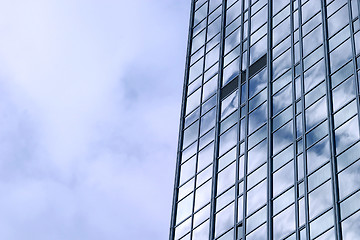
[{"left": 0, "top": 0, "right": 190, "bottom": 239}]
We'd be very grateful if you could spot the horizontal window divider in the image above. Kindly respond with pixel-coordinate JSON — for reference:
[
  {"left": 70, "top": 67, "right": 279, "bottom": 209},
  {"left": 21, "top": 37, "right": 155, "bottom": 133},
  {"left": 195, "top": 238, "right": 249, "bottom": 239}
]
[
  {"left": 307, "top": 159, "right": 331, "bottom": 177},
  {"left": 302, "top": 22, "right": 322, "bottom": 39},
  {"left": 225, "top": 14, "right": 241, "bottom": 28},
  {"left": 247, "top": 137, "right": 267, "bottom": 153},
  {"left": 272, "top": 80, "right": 292, "bottom": 97},
  {"left": 309, "top": 206, "right": 333, "bottom": 223},
  {"left": 245, "top": 220, "right": 267, "bottom": 236},
  {"left": 273, "top": 16, "right": 290, "bottom": 31},
  {"left": 224, "top": 43, "right": 241, "bottom": 58},
  {"left": 303, "top": 43, "right": 323, "bottom": 60},
  {"left": 218, "top": 145, "right": 237, "bottom": 160},
  {"left": 246, "top": 161, "right": 267, "bottom": 178},
  {"left": 219, "top": 122, "right": 237, "bottom": 137},
  {"left": 272, "top": 201, "right": 295, "bottom": 218},
  {"left": 273, "top": 3, "right": 290, "bottom": 19},
  {"left": 215, "top": 227, "right": 234, "bottom": 240},
  {"left": 273, "top": 158, "right": 294, "bottom": 175},
  {"left": 248, "top": 122, "right": 267, "bottom": 137},
  {"left": 250, "top": 3, "right": 267, "bottom": 18},
  {"left": 199, "top": 139, "right": 215, "bottom": 152},
  {"left": 272, "top": 117, "right": 293, "bottom": 133},
  {"left": 304, "top": 93, "right": 326, "bottom": 111},
  {"left": 220, "top": 109, "right": 238, "bottom": 124},
  {"left": 217, "top": 159, "right": 237, "bottom": 176},
  {"left": 304, "top": 79, "right": 325, "bottom": 96},
  {"left": 226, "top": 0, "right": 239, "bottom": 11},
  {"left": 201, "top": 104, "right": 216, "bottom": 116},
  {"left": 335, "top": 139, "right": 360, "bottom": 158},
  {"left": 307, "top": 178, "right": 331, "bottom": 195},
  {"left": 337, "top": 157, "right": 360, "bottom": 175},
  {"left": 302, "top": 10, "right": 321, "bottom": 27},
  {"left": 250, "top": 31, "right": 267, "bottom": 47},
  {"left": 305, "top": 133, "right": 328, "bottom": 151},
  {"left": 199, "top": 126, "right": 215, "bottom": 138},
  {"left": 329, "top": 37, "right": 351, "bottom": 55},
  {"left": 272, "top": 68, "right": 292, "bottom": 83},
  {"left": 273, "top": 142, "right": 293, "bottom": 158},
  {"left": 333, "top": 113, "right": 358, "bottom": 131},
  {"left": 272, "top": 104, "right": 292, "bottom": 119},
  {"left": 327, "top": 2, "right": 348, "bottom": 19},
  {"left": 272, "top": 34, "right": 291, "bottom": 51},
  {"left": 246, "top": 177, "right": 267, "bottom": 192},
  {"left": 215, "top": 199, "right": 235, "bottom": 214}
]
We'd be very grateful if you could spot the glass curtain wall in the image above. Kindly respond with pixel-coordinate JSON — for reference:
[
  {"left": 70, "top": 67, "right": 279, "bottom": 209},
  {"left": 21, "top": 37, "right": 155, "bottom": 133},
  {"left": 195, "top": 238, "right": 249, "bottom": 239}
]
[{"left": 170, "top": 0, "right": 360, "bottom": 239}]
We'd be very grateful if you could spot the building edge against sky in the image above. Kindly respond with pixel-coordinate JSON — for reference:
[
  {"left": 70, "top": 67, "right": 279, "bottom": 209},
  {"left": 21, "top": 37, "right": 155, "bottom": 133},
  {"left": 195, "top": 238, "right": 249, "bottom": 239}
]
[{"left": 170, "top": 0, "right": 360, "bottom": 240}]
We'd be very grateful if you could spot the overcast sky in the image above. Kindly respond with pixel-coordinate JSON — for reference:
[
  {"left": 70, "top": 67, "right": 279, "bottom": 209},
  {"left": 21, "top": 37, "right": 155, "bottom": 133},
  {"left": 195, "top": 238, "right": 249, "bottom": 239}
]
[{"left": 0, "top": 1, "right": 190, "bottom": 239}]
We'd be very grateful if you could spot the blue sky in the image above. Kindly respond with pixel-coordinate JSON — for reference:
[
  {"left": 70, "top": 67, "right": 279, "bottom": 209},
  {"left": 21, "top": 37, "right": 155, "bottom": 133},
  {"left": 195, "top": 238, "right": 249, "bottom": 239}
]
[{"left": 0, "top": 1, "right": 190, "bottom": 239}]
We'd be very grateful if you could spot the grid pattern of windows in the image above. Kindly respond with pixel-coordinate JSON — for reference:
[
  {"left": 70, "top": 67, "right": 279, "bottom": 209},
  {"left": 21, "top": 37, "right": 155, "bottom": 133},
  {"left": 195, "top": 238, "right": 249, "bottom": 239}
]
[{"left": 170, "top": 0, "right": 360, "bottom": 239}]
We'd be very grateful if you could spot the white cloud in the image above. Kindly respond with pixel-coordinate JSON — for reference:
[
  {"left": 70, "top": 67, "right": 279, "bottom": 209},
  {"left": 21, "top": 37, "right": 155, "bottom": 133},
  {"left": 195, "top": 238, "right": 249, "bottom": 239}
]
[{"left": 0, "top": 0, "right": 190, "bottom": 239}]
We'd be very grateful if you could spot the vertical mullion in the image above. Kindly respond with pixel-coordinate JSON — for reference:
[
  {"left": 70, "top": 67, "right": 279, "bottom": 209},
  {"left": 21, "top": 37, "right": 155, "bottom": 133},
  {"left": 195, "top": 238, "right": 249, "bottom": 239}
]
[
  {"left": 191, "top": 1, "right": 211, "bottom": 239},
  {"left": 290, "top": 1, "right": 300, "bottom": 239},
  {"left": 242, "top": 0, "right": 251, "bottom": 239},
  {"left": 320, "top": 0, "right": 342, "bottom": 239},
  {"left": 235, "top": 0, "right": 245, "bottom": 239},
  {"left": 266, "top": 0, "right": 273, "bottom": 239},
  {"left": 209, "top": 1, "right": 227, "bottom": 239},
  {"left": 169, "top": 1, "right": 196, "bottom": 239},
  {"left": 347, "top": 0, "right": 360, "bottom": 137},
  {"left": 297, "top": 0, "right": 311, "bottom": 239}
]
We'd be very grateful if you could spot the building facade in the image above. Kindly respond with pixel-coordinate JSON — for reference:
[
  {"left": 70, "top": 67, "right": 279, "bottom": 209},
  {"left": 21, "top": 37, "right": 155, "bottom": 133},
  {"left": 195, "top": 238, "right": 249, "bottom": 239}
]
[{"left": 170, "top": 0, "right": 360, "bottom": 239}]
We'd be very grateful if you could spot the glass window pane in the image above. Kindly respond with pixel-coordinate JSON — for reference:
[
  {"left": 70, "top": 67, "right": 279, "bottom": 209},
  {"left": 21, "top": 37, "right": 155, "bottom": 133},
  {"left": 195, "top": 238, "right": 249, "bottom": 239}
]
[
  {"left": 309, "top": 181, "right": 333, "bottom": 220},
  {"left": 247, "top": 179, "right": 267, "bottom": 215},
  {"left": 274, "top": 205, "right": 296, "bottom": 240},
  {"left": 308, "top": 162, "right": 331, "bottom": 192},
  {"left": 342, "top": 208, "right": 360, "bottom": 240},
  {"left": 338, "top": 159, "right": 360, "bottom": 200},
  {"left": 246, "top": 206, "right": 267, "bottom": 234},
  {"left": 175, "top": 217, "right": 191, "bottom": 240},
  {"left": 306, "top": 120, "right": 328, "bottom": 148},
  {"left": 186, "top": 87, "right": 202, "bottom": 115},
  {"left": 249, "top": 102, "right": 267, "bottom": 133},
  {"left": 247, "top": 163, "right": 267, "bottom": 189},
  {"left": 183, "top": 121, "right": 199, "bottom": 149},
  {"left": 219, "top": 124, "right": 238, "bottom": 156},
  {"left": 221, "top": 90, "right": 239, "bottom": 120},
  {"left": 310, "top": 209, "right": 334, "bottom": 239},
  {"left": 305, "top": 97, "right": 327, "bottom": 131},
  {"left": 217, "top": 161, "right": 236, "bottom": 194},
  {"left": 195, "top": 180, "right": 212, "bottom": 211},
  {"left": 217, "top": 186, "right": 235, "bottom": 211},
  {"left": 176, "top": 193, "right": 194, "bottom": 224},
  {"left": 194, "top": 204, "right": 210, "bottom": 228},
  {"left": 192, "top": 220, "right": 210, "bottom": 240},
  {"left": 335, "top": 116, "right": 360, "bottom": 154},
  {"left": 248, "top": 139, "right": 267, "bottom": 173},
  {"left": 337, "top": 140, "right": 360, "bottom": 171},
  {"left": 198, "top": 142, "right": 215, "bottom": 172},
  {"left": 273, "top": 120, "right": 293, "bottom": 155},
  {"left": 273, "top": 160, "right": 294, "bottom": 197},
  {"left": 334, "top": 100, "right": 357, "bottom": 129},
  {"left": 340, "top": 190, "right": 360, "bottom": 219},
  {"left": 180, "top": 155, "right": 196, "bottom": 185},
  {"left": 218, "top": 146, "right": 236, "bottom": 171},
  {"left": 215, "top": 202, "right": 235, "bottom": 237},
  {"left": 273, "top": 187, "right": 295, "bottom": 215},
  {"left": 307, "top": 136, "right": 330, "bottom": 173},
  {"left": 249, "top": 124, "right": 267, "bottom": 149}
]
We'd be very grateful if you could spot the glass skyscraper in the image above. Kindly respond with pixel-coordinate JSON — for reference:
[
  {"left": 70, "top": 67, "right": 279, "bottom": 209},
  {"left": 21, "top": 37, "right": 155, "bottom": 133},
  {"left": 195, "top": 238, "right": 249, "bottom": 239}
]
[{"left": 170, "top": 0, "right": 360, "bottom": 239}]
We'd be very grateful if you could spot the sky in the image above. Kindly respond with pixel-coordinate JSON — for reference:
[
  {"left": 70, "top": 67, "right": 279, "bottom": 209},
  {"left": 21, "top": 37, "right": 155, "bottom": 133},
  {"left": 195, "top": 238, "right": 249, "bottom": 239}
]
[{"left": 0, "top": 1, "right": 190, "bottom": 239}]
